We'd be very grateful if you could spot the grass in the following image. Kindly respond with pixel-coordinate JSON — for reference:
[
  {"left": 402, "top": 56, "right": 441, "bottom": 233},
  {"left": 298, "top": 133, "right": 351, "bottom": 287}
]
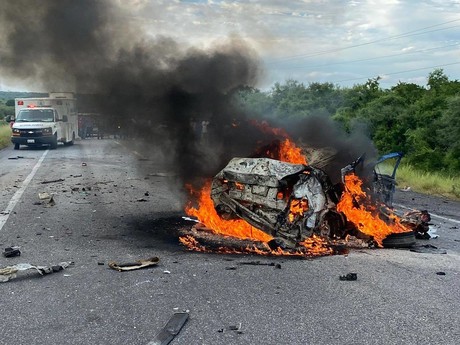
[
  {"left": 0, "top": 123, "right": 11, "bottom": 150},
  {"left": 396, "top": 164, "right": 460, "bottom": 200}
]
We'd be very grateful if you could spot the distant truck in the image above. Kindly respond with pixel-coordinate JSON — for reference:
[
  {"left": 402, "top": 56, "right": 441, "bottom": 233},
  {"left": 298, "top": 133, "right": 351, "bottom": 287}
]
[{"left": 7, "top": 92, "right": 78, "bottom": 150}]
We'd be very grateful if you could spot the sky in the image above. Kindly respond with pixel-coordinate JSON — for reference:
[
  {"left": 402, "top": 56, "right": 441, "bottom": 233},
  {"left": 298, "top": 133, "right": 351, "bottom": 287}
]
[
  {"left": 0, "top": 0, "right": 459, "bottom": 91},
  {"left": 128, "top": 0, "right": 460, "bottom": 89}
]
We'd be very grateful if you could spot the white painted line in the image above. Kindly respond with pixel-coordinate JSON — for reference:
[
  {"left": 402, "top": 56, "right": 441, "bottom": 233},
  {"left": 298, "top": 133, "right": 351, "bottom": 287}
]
[
  {"left": 394, "top": 203, "right": 460, "bottom": 225},
  {"left": 0, "top": 150, "right": 49, "bottom": 231}
]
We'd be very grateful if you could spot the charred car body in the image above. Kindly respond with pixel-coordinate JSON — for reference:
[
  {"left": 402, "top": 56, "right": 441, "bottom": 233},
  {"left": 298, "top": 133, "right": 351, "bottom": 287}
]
[
  {"left": 211, "top": 157, "right": 348, "bottom": 248},
  {"left": 210, "top": 154, "right": 409, "bottom": 249}
]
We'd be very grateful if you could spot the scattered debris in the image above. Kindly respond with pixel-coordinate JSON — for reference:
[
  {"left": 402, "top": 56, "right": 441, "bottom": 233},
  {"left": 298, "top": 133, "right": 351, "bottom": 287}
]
[
  {"left": 144, "top": 191, "right": 150, "bottom": 196},
  {"left": 108, "top": 257, "right": 159, "bottom": 272},
  {"left": 163, "top": 270, "right": 171, "bottom": 274},
  {"left": 136, "top": 198, "right": 148, "bottom": 202},
  {"left": 3, "top": 246, "right": 21, "bottom": 258},
  {"left": 400, "top": 210, "right": 431, "bottom": 239},
  {"left": 436, "top": 272, "right": 446, "bottom": 276},
  {"left": 0, "top": 262, "right": 72, "bottom": 282},
  {"left": 427, "top": 226, "right": 439, "bottom": 239},
  {"left": 148, "top": 172, "right": 177, "bottom": 177},
  {"left": 339, "top": 273, "right": 358, "bottom": 281},
  {"left": 410, "top": 244, "right": 447, "bottom": 254},
  {"left": 181, "top": 216, "right": 199, "bottom": 223},
  {"left": 228, "top": 323, "right": 244, "bottom": 334},
  {"left": 237, "top": 261, "right": 281, "bottom": 268},
  {"left": 40, "top": 178, "right": 65, "bottom": 184},
  {"left": 38, "top": 192, "right": 56, "bottom": 207},
  {"left": 147, "top": 312, "right": 189, "bottom": 345},
  {"left": 38, "top": 192, "right": 51, "bottom": 200},
  {"left": 81, "top": 162, "right": 87, "bottom": 166},
  {"left": 8, "top": 156, "right": 25, "bottom": 160}
]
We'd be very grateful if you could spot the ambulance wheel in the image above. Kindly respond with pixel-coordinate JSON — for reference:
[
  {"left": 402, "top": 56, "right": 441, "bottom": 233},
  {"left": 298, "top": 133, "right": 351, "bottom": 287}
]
[
  {"left": 64, "top": 132, "right": 75, "bottom": 146},
  {"left": 50, "top": 136, "right": 58, "bottom": 150},
  {"left": 14, "top": 143, "right": 20, "bottom": 150}
]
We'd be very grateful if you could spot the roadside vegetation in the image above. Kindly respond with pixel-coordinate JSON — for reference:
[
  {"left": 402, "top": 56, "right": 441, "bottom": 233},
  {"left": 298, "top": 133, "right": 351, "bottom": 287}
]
[
  {"left": 0, "top": 124, "right": 11, "bottom": 149},
  {"left": 397, "top": 164, "right": 460, "bottom": 200}
]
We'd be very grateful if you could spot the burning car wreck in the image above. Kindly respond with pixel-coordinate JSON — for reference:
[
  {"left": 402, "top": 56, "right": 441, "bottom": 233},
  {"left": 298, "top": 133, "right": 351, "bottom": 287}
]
[
  {"left": 182, "top": 140, "right": 423, "bottom": 256},
  {"left": 210, "top": 157, "right": 348, "bottom": 249}
]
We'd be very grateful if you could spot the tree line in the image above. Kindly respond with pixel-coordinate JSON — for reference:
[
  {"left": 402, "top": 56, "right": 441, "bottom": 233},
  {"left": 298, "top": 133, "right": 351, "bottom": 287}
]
[{"left": 237, "top": 69, "right": 460, "bottom": 175}]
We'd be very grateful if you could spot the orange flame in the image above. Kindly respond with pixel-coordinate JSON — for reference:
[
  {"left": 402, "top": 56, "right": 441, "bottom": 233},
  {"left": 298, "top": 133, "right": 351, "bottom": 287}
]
[
  {"left": 279, "top": 139, "right": 307, "bottom": 165},
  {"left": 337, "top": 174, "right": 408, "bottom": 246},
  {"left": 185, "top": 182, "right": 272, "bottom": 242},
  {"left": 288, "top": 199, "right": 308, "bottom": 223}
]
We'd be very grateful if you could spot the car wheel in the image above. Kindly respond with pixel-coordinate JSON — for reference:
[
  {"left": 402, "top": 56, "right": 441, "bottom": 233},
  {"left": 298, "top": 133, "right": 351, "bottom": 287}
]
[{"left": 382, "top": 231, "right": 416, "bottom": 248}]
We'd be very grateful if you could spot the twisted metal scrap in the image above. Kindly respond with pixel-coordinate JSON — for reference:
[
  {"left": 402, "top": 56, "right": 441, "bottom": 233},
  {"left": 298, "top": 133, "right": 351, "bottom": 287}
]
[{"left": 0, "top": 262, "right": 72, "bottom": 282}]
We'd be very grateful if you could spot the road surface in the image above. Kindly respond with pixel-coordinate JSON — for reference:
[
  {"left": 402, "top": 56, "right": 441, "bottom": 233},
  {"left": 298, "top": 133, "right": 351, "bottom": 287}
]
[{"left": 0, "top": 139, "right": 459, "bottom": 345}]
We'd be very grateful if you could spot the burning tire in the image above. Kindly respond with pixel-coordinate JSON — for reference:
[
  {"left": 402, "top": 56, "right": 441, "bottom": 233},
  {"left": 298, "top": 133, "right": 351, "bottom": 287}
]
[{"left": 382, "top": 231, "right": 416, "bottom": 248}]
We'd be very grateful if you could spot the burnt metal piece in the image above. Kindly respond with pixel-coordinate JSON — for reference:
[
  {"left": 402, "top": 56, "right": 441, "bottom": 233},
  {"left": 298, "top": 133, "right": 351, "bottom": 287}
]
[
  {"left": 108, "top": 257, "right": 159, "bottom": 271},
  {"left": 3, "top": 247, "right": 21, "bottom": 258},
  {"left": 410, "top": 245, "right": 447, "bottom": 254},
  {"left": 339, "top": 273, "right": 357, "bottom": 281},
  {"left": 147, "top": 312, "right": 189, "bottom": 345}
]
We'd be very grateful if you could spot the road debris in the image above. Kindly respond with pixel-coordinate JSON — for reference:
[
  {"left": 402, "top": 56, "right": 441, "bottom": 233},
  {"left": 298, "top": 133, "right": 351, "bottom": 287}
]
[
  {"left": 237, "top": 261, "right": 281, "bottom": 269},
  {"left": 400, "top": 210, "right": 431, "bottom": 239},
  {"left": 436, "top": 271, "right": 446, "bottom": 276},
  {"left": 38, "top": 192, "right": 56, "bottom": 207},
  {"left": 181, "top": 216, "right": 199, "bottom": 223},
  {"left": 3, "top": 246, "right": 21, "bottom": 257},
  {"left": 40, "top": 178, "right": 65, "bottom": 184},
  {"left": 228, "top": 323, "right": 244, "bottom": 334},
  {"left": 339, "top": 273, "right": 358, "bottom": 281},
  {"left": 410, "top": 244, "right": 447, "bottom": 254},
  {"left": 147, "top": 312, "right": 189, "bottom": 345},
  {"left": 0, "top": 262, "right": 72, "bottom": 283},
  {"left": 108, "top": 256, "right": 159, "bottom": 272}
]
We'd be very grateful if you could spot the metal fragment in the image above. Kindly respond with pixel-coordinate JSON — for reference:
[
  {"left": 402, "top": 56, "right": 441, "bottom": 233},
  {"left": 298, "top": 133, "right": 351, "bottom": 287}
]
[{"left": 147, "top": 312, "right": 189, "bottom": 345}]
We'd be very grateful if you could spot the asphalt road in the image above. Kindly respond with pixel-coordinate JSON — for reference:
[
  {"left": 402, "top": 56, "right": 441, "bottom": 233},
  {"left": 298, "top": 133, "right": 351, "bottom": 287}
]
[{"left": 0, "top": 139, "right": 459, "bottom": 345}]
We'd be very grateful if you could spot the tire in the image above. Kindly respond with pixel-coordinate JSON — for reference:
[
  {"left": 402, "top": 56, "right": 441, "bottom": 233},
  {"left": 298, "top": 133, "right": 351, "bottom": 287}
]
[
  {"left": 64, "top": 132, "right": 75, "bottom": 146},
  {"left": 14, "top": 143, "right": 20, "bottom": 150},
  {"left": 382, "top": 231, "right": 416, "bottom": 248},
  {"left": 50, "top": 135, "right": 58, "bottom": 150}
]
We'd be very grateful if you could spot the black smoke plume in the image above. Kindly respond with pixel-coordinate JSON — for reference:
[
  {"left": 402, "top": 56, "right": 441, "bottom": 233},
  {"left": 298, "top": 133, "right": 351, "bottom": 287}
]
[{"left": 0, "top": 0, "right": 377, "bottom": 188}]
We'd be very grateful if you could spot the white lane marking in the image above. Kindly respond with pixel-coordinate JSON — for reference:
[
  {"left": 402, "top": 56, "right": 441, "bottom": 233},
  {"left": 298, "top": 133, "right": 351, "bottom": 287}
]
[
  {"left": 0, "top": 150, "right": 49, "bottom": 231},
  {"left": 394, "top": 203, "right": 460, "bottom": 224}
]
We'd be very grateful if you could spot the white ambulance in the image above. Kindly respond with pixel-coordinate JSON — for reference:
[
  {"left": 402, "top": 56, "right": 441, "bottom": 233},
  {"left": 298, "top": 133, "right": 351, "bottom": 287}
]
[{"left": 10, "top": 92, "right": 78, "bottom": 150}]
